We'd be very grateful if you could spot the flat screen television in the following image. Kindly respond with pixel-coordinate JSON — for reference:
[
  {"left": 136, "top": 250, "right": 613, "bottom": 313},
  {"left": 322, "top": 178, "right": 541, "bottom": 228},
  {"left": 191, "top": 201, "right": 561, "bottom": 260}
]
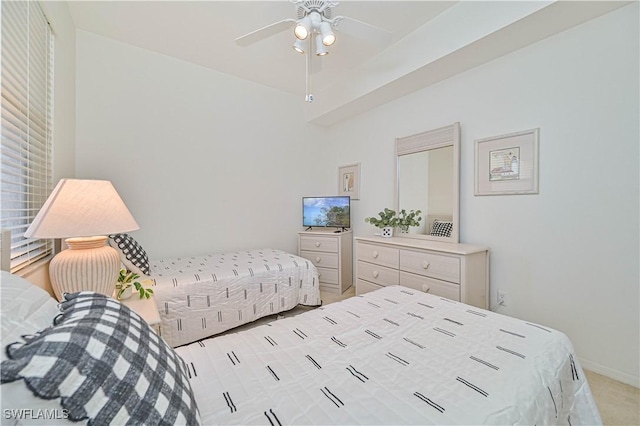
[{"left": 303, "top": 196, "right": 350, "bottom": 230}]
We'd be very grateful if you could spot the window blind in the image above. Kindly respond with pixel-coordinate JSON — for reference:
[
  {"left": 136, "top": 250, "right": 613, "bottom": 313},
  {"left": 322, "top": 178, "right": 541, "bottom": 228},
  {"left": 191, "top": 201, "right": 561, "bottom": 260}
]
[{"left": 1, "top": 1, "right": 54, "bottom": 271}]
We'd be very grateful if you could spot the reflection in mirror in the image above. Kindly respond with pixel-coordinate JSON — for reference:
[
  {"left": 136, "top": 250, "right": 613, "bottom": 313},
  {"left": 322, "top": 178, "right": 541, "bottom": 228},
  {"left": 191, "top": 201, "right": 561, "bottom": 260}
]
[
  {"left": 395, "top": 123, "right": 460, "bottom": 243},
  {"left": 398, "top": 146, "right": 453, "bottom": 235}
]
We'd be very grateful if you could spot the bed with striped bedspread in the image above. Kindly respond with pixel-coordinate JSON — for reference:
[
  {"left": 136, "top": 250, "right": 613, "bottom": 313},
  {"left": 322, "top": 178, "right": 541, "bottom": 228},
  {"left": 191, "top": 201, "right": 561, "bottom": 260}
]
[
  {"left": 176, "top": 284, "right": 601, "bottom": 425},
  {"left": 149, "top": 248, "right": 321, "bottom": 347}
]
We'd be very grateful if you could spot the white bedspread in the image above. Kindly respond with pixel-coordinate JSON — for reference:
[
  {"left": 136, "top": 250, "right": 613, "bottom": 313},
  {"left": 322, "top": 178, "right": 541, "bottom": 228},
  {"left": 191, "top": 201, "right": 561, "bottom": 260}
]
[
  {"left": 149, "top": 249, "right": 321, "bottom": 347},
  {"left": 176, "top": 285, "right": 602, "bottom": 425}
]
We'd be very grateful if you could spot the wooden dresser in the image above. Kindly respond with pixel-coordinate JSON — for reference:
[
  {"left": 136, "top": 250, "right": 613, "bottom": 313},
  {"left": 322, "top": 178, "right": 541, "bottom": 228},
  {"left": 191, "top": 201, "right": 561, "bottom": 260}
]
[
  {"left": 298, "top": 230, "right": 353, "bottom": 294},
  {"left": 355, "top": 236, "right": 489, "bottom": 309}
]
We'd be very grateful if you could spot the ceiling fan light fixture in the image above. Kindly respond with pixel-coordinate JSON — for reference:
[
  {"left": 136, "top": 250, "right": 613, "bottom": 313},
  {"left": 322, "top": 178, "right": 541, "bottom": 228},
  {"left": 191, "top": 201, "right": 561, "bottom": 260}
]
[
  {"left": 319, "top": 21, "right": 335, "bottom": 46},
  {"left": 294, "top": 16, "right": 311, "bottom": 40},
  {"left": 292, "top": 39, "right": 306, "bottom": 54},
  {"left": 315, "top": 34, "right": 329, "bottom": 56}
]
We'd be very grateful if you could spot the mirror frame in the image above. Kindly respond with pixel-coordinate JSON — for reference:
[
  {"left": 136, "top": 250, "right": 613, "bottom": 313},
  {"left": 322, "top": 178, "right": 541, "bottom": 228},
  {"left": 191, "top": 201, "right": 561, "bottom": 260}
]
[{"left": 394, "top": 122, "right": 460, "bottom": 243}]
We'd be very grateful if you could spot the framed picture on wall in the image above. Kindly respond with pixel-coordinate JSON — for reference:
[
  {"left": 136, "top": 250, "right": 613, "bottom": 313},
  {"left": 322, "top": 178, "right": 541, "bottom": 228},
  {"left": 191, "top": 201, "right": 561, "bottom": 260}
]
[
  {"left": 338, "top": 163, "right": 361, "bottom": 200},
  {"left": 475, "top": 128, "right": 539, "bottom": 196}
]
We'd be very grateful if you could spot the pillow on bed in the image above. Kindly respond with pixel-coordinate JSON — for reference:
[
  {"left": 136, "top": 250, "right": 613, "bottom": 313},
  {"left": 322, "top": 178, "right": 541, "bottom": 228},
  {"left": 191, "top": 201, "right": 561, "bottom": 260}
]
[
  {"left": 1, "top": 291, "right": 200, "bottom": 425},
  {"left": 108, "top": 233, "right": 150, "bottom": 276},
  {"left": 430, "top": 219, "right": 453, "bottom": 237},
  {"left": 0, "top": 271, "right": 60, "bottom": 342}
]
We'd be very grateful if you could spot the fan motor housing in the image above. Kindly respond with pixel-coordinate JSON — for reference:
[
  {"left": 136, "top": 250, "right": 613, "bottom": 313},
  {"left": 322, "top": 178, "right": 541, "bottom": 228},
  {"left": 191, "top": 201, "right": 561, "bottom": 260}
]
[{"left": 297, "top": 0, "right": 333, "bottom": 20}]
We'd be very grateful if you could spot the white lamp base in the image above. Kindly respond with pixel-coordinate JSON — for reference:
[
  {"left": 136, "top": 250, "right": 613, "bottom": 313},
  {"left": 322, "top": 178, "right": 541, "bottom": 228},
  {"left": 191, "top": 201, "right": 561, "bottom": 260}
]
[{"left": 49, "top": 236, "right": 120, "bottom": 301}]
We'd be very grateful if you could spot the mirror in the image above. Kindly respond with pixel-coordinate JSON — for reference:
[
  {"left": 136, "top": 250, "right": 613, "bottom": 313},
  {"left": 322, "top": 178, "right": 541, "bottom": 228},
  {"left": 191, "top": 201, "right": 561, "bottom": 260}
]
[{"left": 394, "top": 122, "right": 460, "bottom": 243}]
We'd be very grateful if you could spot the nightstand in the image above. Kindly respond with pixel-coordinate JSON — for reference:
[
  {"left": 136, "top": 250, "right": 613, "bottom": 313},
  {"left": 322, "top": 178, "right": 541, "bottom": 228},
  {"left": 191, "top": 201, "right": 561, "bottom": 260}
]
[
  {"left": 114, "top": 281, "right": 161, "bottom": 334},
  {"left": 298, "top": 229, "right": 353, "bottom": 294}
]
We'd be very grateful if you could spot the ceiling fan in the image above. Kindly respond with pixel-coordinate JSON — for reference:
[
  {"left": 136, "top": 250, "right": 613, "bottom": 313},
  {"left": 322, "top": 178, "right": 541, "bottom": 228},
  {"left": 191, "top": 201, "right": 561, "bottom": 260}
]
[{"left": 235, "top": 0, "right": 392, "bottom": 102}]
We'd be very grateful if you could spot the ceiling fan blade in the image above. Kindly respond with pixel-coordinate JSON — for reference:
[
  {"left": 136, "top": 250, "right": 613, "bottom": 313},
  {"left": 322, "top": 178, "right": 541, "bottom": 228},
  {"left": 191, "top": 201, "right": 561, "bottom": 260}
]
[
  {"left": 333, "top": 16, "right": 392, "bottom": 45},
  {"left": 235, "top": 19, "right": 297, "bottom": 47}
]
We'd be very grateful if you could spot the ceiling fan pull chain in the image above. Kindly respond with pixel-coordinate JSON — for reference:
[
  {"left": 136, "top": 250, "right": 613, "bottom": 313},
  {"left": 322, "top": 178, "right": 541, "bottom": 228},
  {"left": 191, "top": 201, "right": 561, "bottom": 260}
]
[{"left": 305, "top": 45, "right": 313, "bottom": 103}]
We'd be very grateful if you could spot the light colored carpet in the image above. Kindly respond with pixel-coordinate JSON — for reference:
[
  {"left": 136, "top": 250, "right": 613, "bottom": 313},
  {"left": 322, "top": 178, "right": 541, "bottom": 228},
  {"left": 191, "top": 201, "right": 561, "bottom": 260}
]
[
  {"left": 221, "top": 286, "right": 640, "bottom": 425},
  {"left": 585, "top": 369, "right": 640, "bottom": 425}
]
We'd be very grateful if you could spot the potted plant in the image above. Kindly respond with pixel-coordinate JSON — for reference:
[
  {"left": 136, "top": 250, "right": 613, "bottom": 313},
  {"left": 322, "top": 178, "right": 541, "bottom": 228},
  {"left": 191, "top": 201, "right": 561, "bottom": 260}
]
[
  {"left": 115, "top": 268, "right": 154, "bottom": 300},
  {"left": 365, "top": 208, "right": 424, "bottom": 237},
  {"left": 364, "top": 208, "right": 399, "bottom": 237},
  {"left": 396, "top": 209, "right": 423, "bottom": 233}
]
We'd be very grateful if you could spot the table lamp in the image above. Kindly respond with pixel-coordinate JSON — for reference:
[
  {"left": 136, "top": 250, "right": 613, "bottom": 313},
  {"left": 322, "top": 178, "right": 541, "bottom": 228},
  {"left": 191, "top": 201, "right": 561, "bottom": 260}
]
[{"left": 25, "top": 179, "right": 140, "bottom": 301}]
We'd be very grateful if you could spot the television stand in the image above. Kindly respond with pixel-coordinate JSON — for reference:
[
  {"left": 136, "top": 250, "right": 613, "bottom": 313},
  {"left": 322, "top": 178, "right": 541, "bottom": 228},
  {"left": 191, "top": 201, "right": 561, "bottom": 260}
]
[{"left": 298, "top": 229, "right": 353, "bottom": 295}]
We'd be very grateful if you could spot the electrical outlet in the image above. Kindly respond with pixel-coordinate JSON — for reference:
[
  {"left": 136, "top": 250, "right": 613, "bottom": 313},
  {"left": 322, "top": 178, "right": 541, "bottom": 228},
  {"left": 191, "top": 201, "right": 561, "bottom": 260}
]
[{"left": 497, "top": 290, "right": 507, "bottom": 306}]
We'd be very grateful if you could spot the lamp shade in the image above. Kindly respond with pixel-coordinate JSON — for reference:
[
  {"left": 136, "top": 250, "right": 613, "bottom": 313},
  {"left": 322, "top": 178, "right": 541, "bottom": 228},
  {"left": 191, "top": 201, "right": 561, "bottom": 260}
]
[
  {"left": 319, "top": 21, "right": 335, "bottom": 46},
  {"left": 294, "top": 16, "right": 311, "bottom": 40},
  {"left": 292, "top": 38, "right": 306, "bottom": 54},
  {"left": 25, "top": 179, "right": 139, "bottom": 239},
  {"left": 315, "top": 34, "right": 328, "bottom": 56}
]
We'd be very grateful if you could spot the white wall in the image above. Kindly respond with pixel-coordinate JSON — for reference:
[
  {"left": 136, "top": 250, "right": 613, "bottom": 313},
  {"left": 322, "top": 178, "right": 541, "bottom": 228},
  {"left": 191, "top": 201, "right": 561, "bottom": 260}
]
[
  {"left": 75, "top": 31, "right": 332, "bottom": 259},
  {"left": 328, "top": 4, "right": 639, "bottom": 386}
]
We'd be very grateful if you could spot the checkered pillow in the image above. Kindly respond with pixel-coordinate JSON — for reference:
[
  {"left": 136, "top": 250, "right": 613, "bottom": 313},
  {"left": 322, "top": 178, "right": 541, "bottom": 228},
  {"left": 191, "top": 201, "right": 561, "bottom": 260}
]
[
  {"left": 430, "top": 219, "right": 453, "bottom": 237},
  {"left": 109, "top": 233, "right": 150, "bottom": 276},
  {"left": 1, "top": 292, "right": 200, "bottom": 425}
]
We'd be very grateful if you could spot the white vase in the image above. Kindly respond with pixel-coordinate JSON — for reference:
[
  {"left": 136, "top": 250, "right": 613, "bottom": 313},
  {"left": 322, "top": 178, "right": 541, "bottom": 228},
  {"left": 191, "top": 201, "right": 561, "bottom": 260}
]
[
  {"left": 117, "top": 285, "right": 133, "bottom": 300},
  {"left": 381, "top": 226, "right": 394, "bottom": 238}
]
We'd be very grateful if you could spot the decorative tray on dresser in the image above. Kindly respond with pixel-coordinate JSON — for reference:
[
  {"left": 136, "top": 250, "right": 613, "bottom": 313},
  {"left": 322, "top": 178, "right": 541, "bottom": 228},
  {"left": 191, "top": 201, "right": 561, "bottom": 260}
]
[{"left": 355, "top": 236, "right": 489, "bottom": 309}]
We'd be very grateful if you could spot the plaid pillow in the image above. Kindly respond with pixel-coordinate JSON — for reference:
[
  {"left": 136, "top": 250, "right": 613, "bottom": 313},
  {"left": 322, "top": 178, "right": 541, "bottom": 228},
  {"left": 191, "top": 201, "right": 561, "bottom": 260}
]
[
  {"left": 109, "top": 233, "right": 150, "bottom": 276},
  {"left": 1, "top": 292, "right": 200, "bottom": 425},
  {"left": 430, "top": 219, "right": 453, "bottom": 237}
]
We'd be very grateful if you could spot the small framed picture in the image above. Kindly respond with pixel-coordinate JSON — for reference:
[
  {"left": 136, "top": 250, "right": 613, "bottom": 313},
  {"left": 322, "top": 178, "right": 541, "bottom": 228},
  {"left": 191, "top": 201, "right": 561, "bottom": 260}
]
[
  {"left": 338, "top": 163, "right": 361, "bottom": 200},
  {"left": 475, "top": 128, "right": 539, "bottom": 196}
]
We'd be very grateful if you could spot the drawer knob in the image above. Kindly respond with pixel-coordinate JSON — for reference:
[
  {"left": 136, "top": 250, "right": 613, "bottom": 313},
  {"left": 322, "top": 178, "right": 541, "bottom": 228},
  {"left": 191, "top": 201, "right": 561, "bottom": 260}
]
[
  {"left": 421, "top": 284, "right": 430, "bottom": 293},
  {"left": 315, "top": 242, "right": 321, "bottom": 247},
  {"left": 422, "top": 261, "right": 430, "bottom": 269},
  {"left": 373, "top": 270, "right": 379, "bottom": 279},
  {"left": 373, "top": 251, "right": 379, "bottom": 258},
  {"left": 315, "top": 256, "right": 321, "bottom": 263}
]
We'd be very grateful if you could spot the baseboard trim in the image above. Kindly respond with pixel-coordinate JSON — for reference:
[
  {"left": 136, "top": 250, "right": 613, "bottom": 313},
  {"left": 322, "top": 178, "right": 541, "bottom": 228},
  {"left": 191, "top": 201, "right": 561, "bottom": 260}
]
[{"left": 580, "top": 357, "right": 640, "bottom": 388}]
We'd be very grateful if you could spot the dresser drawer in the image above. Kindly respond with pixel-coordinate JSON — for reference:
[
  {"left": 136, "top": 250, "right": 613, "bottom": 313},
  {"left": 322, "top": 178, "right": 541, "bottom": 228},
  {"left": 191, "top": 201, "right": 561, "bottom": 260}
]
[
  {"left": 400, "top": 271, "right": 460, "bottom": 301},
  {"left": 300, "top": 236, "right": 338, "bottom": 253},
  {"left": 400, "top": 249, "right": 460, "bottom": 284},
  {"left": 357, "top": 261, "right": 399, "bottom": 287},
  {"left": 357, "top": 242, "right": 399, "bottom": 269},
  {"left": 299, "top": 250, "right": 338, "bottom": 269},
  {"left": 316, "top": 267, "right": 339, "bottom": 285}
]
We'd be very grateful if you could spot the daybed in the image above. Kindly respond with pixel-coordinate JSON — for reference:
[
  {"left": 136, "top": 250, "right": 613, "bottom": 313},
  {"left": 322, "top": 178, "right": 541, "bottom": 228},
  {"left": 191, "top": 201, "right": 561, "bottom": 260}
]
[
  {"left": 0, "top": 271, "right": 602, "bottom": 425},
  {"left": 107, "top": 234, "right": 321, "bottom": 347}
]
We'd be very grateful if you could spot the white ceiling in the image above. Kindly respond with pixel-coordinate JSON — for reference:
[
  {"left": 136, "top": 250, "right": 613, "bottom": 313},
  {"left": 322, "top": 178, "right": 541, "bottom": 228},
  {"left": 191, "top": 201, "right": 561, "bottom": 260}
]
[
  {"left": 67, "top": 1, "right": 630, "bottom": 125},
  {"left": 67, "top": 1, "right": 455, "bottom": 97}
]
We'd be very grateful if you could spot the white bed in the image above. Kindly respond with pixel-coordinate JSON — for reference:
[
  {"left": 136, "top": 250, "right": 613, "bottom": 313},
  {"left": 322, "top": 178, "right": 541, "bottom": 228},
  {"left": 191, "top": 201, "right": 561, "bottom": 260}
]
[
  {"left": 1, "top": 272, "right": 602, "bottom": 425},
  {"left": 176, "top": 285, "right": 602, "bottom": 425},
  {"left": 147, "top": 249, "right": 321, "bottom": 347},
  {"left": 107, "top": 234, "right": 321, "bottom": 347}
]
